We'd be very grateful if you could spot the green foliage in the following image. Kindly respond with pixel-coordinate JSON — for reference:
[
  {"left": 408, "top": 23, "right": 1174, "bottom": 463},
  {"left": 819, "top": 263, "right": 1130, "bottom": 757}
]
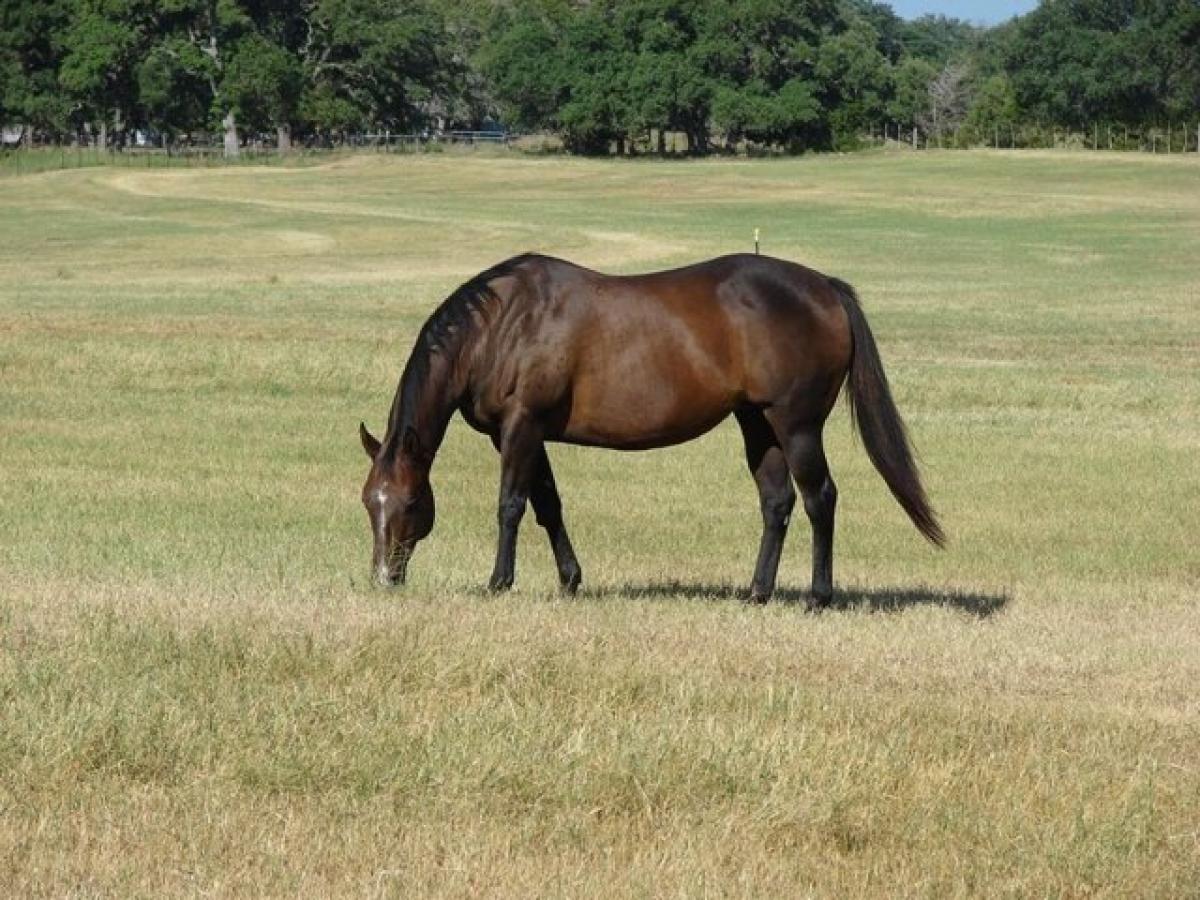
[
  {"left": 300, "top": 0, "right": 454, "bottom": 133},
  {"left": 554, "top": 3, "right": 632, "bottom": 153},
  {"left": 1, "top": 0, "right": 1198, "bottom": 152},
  {"left": 711, "top": 78, "right": 822, "bottom": 149},
  {"left": 964, "top": 73, "right": 1018, "bottom": 142},
  {"left": 1006, "top": 0, "right": 1200, "bottom": 128},
  {"left": 225, "top": 32, "right": 302, "bottom": 130},
  {"left": 58, "top": 0, "right": 155, "bottom": 140},
  {"left": 135, "top": 37, "right": 211, "bottom": 136},
  {"left": 898, "top": 13, "right": 982, "bottom": 66},
  {"left": 887, "top": 56, "right": 936, "bottom": 131},
  {"left": 817, "top": 16, "right": 892, "bottom": 146},
  {"left": 0, "top": 0, "right": 74, "bottom": 134},
  {"left": 478, "top": 7, "right": 565, "bottom": 132},
  {"left": 699, "top": 0, "right": 839, "bottom": 150}
]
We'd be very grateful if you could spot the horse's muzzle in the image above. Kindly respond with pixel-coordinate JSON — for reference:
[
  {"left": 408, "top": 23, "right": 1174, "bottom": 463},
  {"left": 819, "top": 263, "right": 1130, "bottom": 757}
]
[{"left": 375, "top": 543, "right": 413, "bottom": 587}]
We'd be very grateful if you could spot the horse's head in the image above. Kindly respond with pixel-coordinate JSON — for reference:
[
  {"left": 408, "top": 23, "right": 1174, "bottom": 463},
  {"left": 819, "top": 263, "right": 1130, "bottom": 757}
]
[{"left": 359, "top": 422, "right": 435, "bottom": 586}]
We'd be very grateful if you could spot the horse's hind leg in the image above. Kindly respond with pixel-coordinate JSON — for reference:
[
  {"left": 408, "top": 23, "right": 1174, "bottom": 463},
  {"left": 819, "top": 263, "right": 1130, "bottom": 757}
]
[
  {"left": 529, "top": 447, "right": 582, "bottom": 593},
  {"left": 769, "top": 421, "right": 838, "bottom": 610},
  {"left": 735, "top": 408, "right": 796, "bottom": 603}
]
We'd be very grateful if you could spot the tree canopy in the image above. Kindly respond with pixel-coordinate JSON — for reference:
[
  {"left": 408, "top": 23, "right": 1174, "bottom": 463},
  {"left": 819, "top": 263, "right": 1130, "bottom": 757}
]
[{"left": 0, "top": 0, "right": 1196, "bottom": 154}]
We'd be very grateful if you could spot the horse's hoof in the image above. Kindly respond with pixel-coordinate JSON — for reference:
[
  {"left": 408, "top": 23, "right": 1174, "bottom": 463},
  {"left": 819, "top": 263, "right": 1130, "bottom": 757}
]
[
  {"left": 744, "top": 592, "right": 771, "bottom": 605},
  {"left": 559, "top": 567, "right": 582, "bottom": 595},
  {"left": 487, "top": 577, "right": 513, "bottom": 593},
  {"left": 806, "top": 593, "right": 832, "bottom": 613}
]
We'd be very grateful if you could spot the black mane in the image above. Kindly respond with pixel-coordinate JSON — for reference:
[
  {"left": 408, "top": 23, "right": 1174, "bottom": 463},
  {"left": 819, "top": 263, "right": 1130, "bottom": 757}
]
[{"left": 383, "top": 253, "right": 537, "bottom": 453}]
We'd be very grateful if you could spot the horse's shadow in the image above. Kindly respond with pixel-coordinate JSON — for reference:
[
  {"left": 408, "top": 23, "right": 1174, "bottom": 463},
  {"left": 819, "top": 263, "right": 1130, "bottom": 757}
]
[{"left": 583, "top": 581, "right": 1009, "bottom": 619}]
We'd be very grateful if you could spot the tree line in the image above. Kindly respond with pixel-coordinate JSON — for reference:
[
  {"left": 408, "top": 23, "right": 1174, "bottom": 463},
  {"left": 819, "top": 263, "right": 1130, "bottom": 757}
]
[{"left": 1, "top": 0, "right": 1198, "bottom": 156}]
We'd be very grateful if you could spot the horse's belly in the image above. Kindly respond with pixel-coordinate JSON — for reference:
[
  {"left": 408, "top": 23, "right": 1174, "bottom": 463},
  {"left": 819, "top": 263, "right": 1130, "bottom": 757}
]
[{"left": 560, "top": 377, "right": 736, "bottom": 450}]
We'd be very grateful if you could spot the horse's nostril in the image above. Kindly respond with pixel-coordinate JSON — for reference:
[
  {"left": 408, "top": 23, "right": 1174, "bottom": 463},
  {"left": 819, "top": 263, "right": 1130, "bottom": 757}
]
[{"left": 374, "top": 555, "right": 409, "bottom": 588}]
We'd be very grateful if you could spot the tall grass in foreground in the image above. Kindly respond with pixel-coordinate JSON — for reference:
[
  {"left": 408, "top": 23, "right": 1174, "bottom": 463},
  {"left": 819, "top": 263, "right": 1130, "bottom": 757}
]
[{"left": 1, "top": 151, "right": 1198, "bottom": 896}]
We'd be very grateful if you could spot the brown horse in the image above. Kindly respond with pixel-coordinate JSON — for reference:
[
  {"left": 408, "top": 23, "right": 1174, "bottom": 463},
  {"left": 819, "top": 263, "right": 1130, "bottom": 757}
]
[{"left": 359, "top": 253, "right": 943, "bottom": 606}]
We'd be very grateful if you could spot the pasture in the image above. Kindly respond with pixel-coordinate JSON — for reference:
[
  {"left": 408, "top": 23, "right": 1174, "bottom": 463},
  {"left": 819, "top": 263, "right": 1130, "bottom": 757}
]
[{"left": 1, "top": 149, "right": 1198, "bottom": 896}]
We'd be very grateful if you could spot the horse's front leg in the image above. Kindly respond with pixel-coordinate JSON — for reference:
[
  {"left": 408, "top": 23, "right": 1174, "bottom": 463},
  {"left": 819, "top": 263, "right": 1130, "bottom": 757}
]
[{"left": 488, "top": 410, "right": 542, "bottom": 592}]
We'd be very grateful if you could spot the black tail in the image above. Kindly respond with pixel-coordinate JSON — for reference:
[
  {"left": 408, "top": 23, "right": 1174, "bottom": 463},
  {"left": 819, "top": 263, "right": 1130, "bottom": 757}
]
[{"left": 828, "top": 277, "right": 945, "bottom": 547}]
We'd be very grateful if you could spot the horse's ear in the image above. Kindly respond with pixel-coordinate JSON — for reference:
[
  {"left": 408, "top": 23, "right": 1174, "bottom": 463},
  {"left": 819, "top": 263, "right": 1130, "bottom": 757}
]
[
  {"left": 359, "top": 422, "right": 382, "bottom": 459},
  {"left": 401, "top": 426, "right": 425, "bottom": 462}
]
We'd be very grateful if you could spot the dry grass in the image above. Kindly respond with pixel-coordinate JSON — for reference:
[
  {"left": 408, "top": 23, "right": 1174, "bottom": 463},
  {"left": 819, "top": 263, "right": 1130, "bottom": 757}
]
[{"left": 1, "top": 150, "right": 1199, "bottom": 897}]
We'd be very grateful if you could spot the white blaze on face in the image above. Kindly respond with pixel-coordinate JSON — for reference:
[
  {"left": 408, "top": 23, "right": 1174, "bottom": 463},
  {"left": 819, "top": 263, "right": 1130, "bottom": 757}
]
[
  {"left": 372, "top": 488, "right": 393, "bottom": 585},
  {"left": 373, "top": 488, "right": 389, "bottom": 542}
]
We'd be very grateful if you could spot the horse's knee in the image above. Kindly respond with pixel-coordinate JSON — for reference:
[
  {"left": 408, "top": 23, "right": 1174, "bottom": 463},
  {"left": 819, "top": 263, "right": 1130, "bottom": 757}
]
[
  {"left": 497, "top": 495, "right": 527, "bottom": 527},
  {"left": 761, "top": 488, "right": 796, "bottom": 529},
  {"left": 802, "top": 478, "right": 837, "bottom": 524}
]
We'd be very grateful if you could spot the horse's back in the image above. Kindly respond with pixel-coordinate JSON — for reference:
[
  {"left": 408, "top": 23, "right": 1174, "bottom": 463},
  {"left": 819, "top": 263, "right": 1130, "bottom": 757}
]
[
  {"left": 561, "top": 252, "right": 850, "bottom": 391},
  {"left": 537, "top": 253, "right": 847, "bottom": 342}
]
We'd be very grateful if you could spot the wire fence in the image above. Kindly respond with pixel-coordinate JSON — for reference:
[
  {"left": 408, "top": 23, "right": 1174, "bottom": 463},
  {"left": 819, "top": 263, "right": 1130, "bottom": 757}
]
[
  {"left": 0, "top": 130, "right": 522, "bottom": 176},
  {"left": 3, "top": 122, "right": 1199, "bottom": 175},
  {"left": 867, "top": 121, "right": 1200, "bottom": 154}
]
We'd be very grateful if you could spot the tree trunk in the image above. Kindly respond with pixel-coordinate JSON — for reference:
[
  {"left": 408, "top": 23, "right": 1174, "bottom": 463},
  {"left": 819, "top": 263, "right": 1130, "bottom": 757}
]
[
  {"left": 223, "top": 110, "right": 240, "bottom": 159},
  {"left": 98, "top": 119, "right": 108, "bottom": 151},
  {"left": 276, "top": 123, "right": 292, "bottom": 155},
  {"left": 657, "top": 128, "right": 666, "bottom": 156},
  {"left": 112, "top": 108, "right": 125, "bottom": 151}
]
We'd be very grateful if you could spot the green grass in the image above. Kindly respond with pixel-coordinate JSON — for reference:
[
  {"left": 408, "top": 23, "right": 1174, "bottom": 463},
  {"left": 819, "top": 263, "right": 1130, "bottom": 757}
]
[{"left": 2, "top": 149, "right": 1199, "bottom": 896}]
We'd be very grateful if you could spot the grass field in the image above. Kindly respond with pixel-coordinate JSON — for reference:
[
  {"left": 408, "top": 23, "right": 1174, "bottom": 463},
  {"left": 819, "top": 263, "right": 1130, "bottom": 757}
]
[{"left": 2, "top": 149, "right": 1199, "bottom": 896}]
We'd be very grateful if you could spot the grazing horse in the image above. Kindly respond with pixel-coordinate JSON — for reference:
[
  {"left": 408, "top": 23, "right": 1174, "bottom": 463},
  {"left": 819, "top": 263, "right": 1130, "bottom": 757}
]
[{"left": 359, "top": 253, "right": 943, "bottom": 605}]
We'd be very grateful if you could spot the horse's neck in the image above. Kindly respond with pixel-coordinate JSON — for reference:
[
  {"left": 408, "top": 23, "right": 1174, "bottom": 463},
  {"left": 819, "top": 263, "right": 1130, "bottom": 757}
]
[
  {"left": 387, "top": 272, "right": 513, "bottom": 458},
  {"left": 387, "top": 345, "right": 467, "bottom": 461}
]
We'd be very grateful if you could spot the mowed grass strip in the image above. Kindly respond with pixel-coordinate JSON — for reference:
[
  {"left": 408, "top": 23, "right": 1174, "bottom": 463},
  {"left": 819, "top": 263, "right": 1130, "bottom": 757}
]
[{"left": 1, "top": 150, "right": 1198, "bottom": 896}]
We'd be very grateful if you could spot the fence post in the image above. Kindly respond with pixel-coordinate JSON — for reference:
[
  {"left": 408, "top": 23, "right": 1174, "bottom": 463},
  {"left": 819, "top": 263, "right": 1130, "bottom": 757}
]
[{"left": 912, "top": 126, "right": 917, "bottom": 149}]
